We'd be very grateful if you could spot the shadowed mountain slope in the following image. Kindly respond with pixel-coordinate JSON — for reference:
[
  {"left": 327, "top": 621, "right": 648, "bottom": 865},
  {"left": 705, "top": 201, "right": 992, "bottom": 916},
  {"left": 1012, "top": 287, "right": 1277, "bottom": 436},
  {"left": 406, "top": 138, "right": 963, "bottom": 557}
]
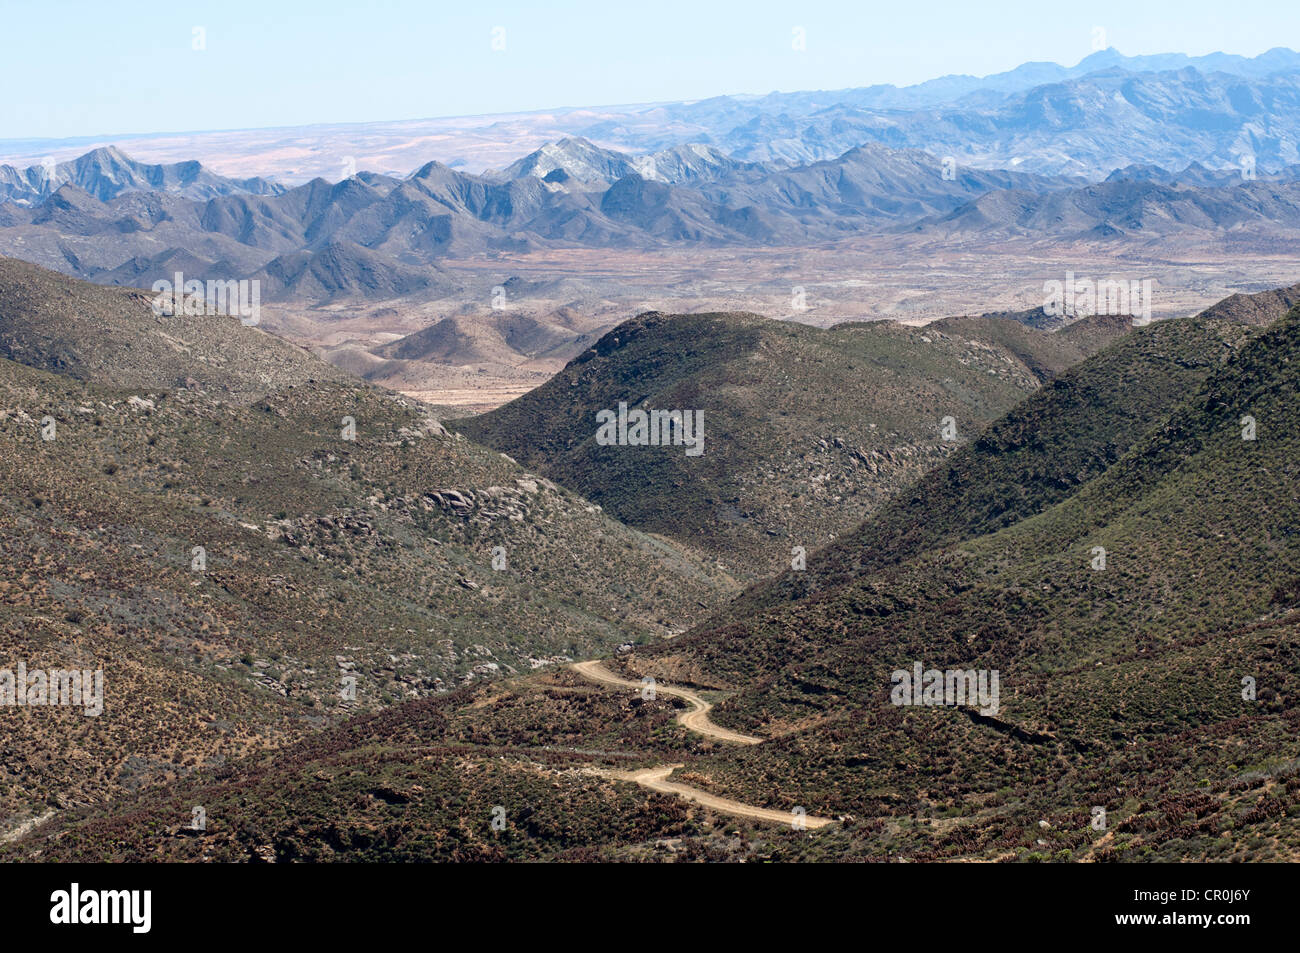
[
  {"left": 454, "top": 309, "right": 1130, "bottom": 577},
  {"left": 595, "top": 302, "right": 1300, "bottom": 860}
]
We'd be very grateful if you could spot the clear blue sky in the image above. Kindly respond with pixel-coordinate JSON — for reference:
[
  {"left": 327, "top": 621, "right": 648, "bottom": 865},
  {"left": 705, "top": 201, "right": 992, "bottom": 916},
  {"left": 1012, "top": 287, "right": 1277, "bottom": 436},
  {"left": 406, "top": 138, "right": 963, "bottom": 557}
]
[{"left": 3, "top": 0, "right": 1298, "bottom": 140}]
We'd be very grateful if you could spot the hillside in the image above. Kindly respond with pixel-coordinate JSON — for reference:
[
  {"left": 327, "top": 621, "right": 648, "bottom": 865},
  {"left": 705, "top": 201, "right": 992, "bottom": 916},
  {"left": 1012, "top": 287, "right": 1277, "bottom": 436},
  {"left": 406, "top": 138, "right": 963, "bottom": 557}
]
[
  {"left": 9, "top": 294, "right": 1298, "bottom": 863},
  {"left": 1195, "top": 281, "right": 1300, "bottom": 325},
  {"left": 604, "top": 301, "right": 1300, "bottom": 861},
  {"left": 0, "top": 257, "right": 339, "bottom": 402},
  {"left": 0, "top": 259, "right": 736, "bottom": 831},
  {"left": 374, "top": 311, "right": 583, "bottom": 367},
  {"left": 722, "top": 314, "right": 1261, "bottom": 620},
  {"left": 453, "top": 310, "right": 1131, "bottom": 578},
  {"left": 252, "top": 241, "right": 459, "bottom": 301}
]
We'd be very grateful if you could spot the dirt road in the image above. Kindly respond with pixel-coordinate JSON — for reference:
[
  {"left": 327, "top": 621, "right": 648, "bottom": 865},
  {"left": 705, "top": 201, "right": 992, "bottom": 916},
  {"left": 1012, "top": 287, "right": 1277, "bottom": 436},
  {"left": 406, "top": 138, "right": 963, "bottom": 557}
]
[
  {"left": 597, "top": 764, "right": 835, "bottom": 829},
  {"left": 572, "top": 660, "right": 762, "bottom": 745},
  {"left": 573, "top": 660, "right": 835, "bottom": 829}
]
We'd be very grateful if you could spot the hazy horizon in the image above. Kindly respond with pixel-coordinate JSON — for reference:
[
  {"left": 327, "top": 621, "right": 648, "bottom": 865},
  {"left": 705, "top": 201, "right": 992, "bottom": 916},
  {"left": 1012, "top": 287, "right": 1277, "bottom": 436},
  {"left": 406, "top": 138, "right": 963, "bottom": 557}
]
[{"left": 4, "top": 0, "right": 1299, "bottom": 141}]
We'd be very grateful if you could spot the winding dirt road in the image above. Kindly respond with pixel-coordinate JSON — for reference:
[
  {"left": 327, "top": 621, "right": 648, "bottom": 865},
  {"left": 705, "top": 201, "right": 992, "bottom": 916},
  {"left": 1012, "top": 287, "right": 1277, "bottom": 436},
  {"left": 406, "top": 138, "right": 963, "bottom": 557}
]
[
  {"left": 572, "top": 660, "right": 762, "bottom": 745},
  {"left": 572, "top": 660, "right": 835, "bottom": 829}
]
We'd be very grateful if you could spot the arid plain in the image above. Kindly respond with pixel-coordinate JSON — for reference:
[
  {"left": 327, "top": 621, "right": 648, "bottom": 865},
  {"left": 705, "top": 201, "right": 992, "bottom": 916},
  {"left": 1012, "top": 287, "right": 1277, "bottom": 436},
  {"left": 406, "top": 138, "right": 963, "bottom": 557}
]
[{"left": 260, "top": 232, "right": 1300, "bottom": 412}]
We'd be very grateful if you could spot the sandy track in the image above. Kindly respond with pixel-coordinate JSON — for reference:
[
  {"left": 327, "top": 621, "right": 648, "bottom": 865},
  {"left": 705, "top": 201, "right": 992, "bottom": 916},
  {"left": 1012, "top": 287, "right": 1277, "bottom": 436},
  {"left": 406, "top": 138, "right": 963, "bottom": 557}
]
[
  {"left": 572, "top": 660, "right": 762, "bottom": 745},
  {"left": 598, "top": 765, "right": 835, "bottom": 829}
]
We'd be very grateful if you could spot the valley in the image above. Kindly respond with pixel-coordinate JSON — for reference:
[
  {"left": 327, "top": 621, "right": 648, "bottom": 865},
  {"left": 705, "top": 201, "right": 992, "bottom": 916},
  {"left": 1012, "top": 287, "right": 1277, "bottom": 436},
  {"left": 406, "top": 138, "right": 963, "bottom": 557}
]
[{"left": 3, "top": 253, "right": 1297, "bottom": 863}]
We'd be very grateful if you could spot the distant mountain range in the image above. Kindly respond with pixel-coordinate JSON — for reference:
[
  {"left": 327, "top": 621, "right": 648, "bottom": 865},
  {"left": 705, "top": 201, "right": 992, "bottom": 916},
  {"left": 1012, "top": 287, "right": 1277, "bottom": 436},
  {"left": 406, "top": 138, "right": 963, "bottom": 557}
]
[
  {"left": 689, "top": 61, "right": 1300, "bottom": 176},
  {"left": 585, "top": 47, "right": 1300, "bottom": 176},
  {"left": 6, "top": 49, "right": 1300, "bottom": 306},
  {"left": 7, "top": 46, "right": 1300, "bottom": 184},
  {"left": 0, "top": 139, "right": 1081, "bottom": 298},
  {"left": 6, "top": 131, "right": 1300, "bottom": 303},
  {"left": 916, "top": 176, "right": 1300, "bottom": 240},
  {"left": 706, "top": 46, "right": 1300, "bottom": 114}
]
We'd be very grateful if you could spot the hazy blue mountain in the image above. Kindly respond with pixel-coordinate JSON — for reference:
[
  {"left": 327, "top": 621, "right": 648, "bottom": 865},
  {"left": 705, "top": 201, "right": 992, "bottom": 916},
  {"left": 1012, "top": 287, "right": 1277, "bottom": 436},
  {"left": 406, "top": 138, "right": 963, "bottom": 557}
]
[
  {"left": 698, "top": 65, "right": 1300, "bottom": 176},
  {"left": 0, "top": 145, "right": 283, "bottom": 206}
]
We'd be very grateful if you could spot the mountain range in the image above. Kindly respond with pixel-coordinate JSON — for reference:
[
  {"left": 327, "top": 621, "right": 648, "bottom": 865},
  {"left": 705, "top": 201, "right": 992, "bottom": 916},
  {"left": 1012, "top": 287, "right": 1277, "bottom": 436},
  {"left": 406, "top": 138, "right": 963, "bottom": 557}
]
[
  {"left": 4, "top": 48, "right": 1300, "bottom": 313},
  {"left": 697, "top": 65, "right": 1300, "bottom": 176},
  {"left": 0, "top": 139, "right": 1074, "bottom": 300},
  {"left": 5, "top": 134, "right": 1300, "bottom": 309}
]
